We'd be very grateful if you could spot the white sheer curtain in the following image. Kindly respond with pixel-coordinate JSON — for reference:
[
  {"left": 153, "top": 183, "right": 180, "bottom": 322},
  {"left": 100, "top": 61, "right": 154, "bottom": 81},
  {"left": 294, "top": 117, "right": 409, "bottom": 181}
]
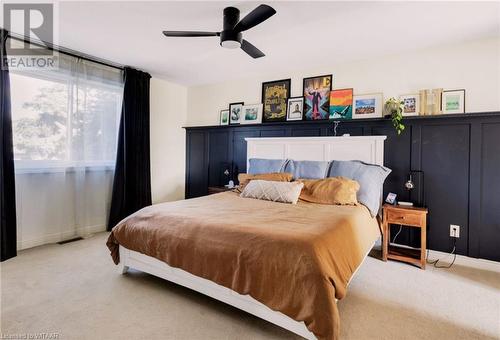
[{"left": 10, "top": 47, "right": 124, "bottom": 249}]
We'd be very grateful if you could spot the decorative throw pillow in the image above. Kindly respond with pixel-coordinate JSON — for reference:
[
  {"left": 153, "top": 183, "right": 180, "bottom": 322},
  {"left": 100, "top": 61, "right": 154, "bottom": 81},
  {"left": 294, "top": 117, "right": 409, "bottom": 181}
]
[
  {"left": 240, "top": 180, "right": 304, "bottom": 204},
  {"left": 248, "top": 158, "right": 288, "bottom": 175},
  {"left": 237, "top": 172, "right": 293, "bottom": 191},
  {"left": 284, "top": 160, "right": 330, "bottom": 179},
  {"left": 297, "top": 177, "right": 360, "bottom": 206},
  {"left": 328, "top": 160, "right": 391, "bottom": 216}
]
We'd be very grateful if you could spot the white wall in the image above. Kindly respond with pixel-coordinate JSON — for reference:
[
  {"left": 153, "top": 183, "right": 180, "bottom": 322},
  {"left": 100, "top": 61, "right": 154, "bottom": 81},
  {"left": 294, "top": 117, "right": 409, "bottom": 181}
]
[
  {"left": 186, "top": 38, "right": 500, "bottom": 126},
  {"left": 150, "top": 77, "right": 188, "bottom": 204}
]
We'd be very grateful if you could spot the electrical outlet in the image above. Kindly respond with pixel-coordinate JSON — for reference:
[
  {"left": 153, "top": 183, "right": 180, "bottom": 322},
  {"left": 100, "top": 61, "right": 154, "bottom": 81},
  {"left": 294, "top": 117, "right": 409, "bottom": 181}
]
[{"left": 450, "top": 224, "right": 460, "bottom": 238}]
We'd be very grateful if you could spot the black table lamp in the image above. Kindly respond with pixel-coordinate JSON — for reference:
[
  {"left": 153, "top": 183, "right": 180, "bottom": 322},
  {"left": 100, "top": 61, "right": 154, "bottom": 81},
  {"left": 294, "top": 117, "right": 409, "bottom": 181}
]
[{"left": 405, "top": 170, "right": 425, "bottom": 207}]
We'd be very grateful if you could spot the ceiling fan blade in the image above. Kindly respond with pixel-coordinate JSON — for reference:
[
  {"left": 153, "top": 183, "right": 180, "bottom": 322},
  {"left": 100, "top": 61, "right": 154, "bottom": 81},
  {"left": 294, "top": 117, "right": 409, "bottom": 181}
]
[
  {"left": 234, "top": 4, "right": 276, "bottom": 32},
  {"left": 241, "top": 39, "right": 265, "bottom": 59},
  {"left": 163, "top": 31, "right": 220, "bottom": 37}
]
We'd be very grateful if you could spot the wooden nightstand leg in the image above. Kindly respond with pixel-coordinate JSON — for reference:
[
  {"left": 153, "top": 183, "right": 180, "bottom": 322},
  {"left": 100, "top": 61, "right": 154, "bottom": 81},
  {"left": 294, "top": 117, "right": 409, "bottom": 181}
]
[
  {"left": 420, "top": 217, "right": 427, "bottom": 269},
  {"left": 382, "top": 211, "right": 389, "bottom": 262}
]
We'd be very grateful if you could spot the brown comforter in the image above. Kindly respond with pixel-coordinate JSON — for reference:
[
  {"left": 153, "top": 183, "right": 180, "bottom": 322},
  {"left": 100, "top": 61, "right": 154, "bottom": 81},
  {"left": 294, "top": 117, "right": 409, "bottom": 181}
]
[{"left": 107, "top": 191, "right": 380, "bottom": 339}]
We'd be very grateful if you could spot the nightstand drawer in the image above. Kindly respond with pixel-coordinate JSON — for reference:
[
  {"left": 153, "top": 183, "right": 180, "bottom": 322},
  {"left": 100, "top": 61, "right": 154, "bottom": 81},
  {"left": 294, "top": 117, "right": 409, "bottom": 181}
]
[{"left": 387, "top": 209, "right": 422, "bottom": 226}]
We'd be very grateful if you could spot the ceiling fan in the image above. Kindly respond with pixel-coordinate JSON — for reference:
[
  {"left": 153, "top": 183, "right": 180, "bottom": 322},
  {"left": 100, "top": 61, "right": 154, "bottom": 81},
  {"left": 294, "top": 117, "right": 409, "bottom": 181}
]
[{"left": 162, "top": 4, "right": 276, "bottom": 59}]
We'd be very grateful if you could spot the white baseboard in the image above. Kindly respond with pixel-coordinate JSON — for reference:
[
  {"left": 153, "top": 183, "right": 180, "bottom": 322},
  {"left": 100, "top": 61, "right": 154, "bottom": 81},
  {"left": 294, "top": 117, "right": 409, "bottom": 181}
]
[
  {"left": 427, "top": 249, "right": 500, "bottom": 272},
  {"left": 17, "top": 224, "right": 106, "bottom": 250},
  {"left": 76, "top": 224, "right": 107, "bottom": 237},
  {"left": 388, "top": 242, "right": 500, "bottom": 272}
]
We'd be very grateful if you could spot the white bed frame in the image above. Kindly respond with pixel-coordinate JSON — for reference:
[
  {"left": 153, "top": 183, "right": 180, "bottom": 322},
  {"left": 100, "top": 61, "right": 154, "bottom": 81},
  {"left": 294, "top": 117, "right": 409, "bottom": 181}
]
[{"left": 118, "top": 135, "right": 386, "bottom": 340}]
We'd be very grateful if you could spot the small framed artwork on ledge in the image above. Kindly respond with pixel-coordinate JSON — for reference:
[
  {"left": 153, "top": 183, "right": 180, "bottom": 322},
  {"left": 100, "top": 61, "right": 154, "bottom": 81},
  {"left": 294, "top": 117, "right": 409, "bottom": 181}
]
[
  {"left": 352, "top": 93, "right": 383, "bottom": 119},
  {"left": 442, "top": 89, "right": 465, "bottom": 114},
  {"left": 286, "top": 97, "right": 304, "bottom": 121},
  {"left": 241, "top": 104, "right": 263, "bottom": 124},
  {"left": 220, "top": 109, "right": 229, "bottom": 125},
  {"left": 229, "top": 102, "right": 244, "bottom": 125},
  {"left": 399, "top": 94, "right": 420, "bottom": 117}
]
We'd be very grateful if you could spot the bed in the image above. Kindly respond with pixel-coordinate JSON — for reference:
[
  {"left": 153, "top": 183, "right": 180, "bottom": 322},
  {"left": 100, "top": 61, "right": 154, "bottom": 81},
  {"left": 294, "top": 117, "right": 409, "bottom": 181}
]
[{"left": 107, "top": 136, "right": 387, "bottom": 340}]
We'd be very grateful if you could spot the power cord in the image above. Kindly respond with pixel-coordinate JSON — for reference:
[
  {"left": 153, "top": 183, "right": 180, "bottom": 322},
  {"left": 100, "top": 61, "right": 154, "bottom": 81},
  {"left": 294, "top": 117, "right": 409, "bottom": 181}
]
[
  {"left": 426, "top": 237, "right": 457, "bottom": 269},
  {"left": 392, "top": 225, "right": 403, "bottom": 244},
  {"left": 391, "top": 225, "right": 457, "bottom": 269},
  {"left": 333, "top": 121, "right": 340, "bottom": 136}
]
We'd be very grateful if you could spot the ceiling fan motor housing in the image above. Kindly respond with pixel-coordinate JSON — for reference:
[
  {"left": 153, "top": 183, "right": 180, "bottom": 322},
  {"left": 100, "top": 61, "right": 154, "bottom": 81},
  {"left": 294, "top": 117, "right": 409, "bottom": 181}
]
[
  {"left": 163, "top": 4, "right": 275, "bottom": 58},
  {"left": 221, "top": 7, "right": 242, "bottom": 48}
]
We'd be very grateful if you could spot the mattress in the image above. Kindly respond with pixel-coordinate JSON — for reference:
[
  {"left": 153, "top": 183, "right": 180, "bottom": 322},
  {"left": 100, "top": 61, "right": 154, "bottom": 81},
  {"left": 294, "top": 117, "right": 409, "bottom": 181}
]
[{"left": 107, "top": 191, "right": 381, "bottom": 339}]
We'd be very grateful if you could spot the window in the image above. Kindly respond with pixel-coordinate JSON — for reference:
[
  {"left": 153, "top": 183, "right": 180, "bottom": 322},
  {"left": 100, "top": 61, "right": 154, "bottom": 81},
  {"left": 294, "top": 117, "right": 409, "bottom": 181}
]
[
  {"left": 7, "top": 41, "right": 125, "bottom": 248},
  {"left": 9, "top": 53, "right": 124, "bottom": 170}
]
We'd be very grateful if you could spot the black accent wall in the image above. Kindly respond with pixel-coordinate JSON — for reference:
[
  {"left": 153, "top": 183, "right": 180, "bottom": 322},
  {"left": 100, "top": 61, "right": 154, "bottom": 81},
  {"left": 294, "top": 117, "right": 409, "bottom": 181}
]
[{"left": 184, "top": 112, "right": 500, "bottom": 262}]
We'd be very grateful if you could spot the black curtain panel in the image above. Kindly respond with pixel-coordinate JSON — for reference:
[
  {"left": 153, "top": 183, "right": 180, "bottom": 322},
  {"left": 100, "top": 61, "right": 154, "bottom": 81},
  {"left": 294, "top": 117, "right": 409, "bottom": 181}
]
[
  {"left": 1, "top": 29, "right": 17, "bottom": 261},
  {"left": 107, "top": 67, "right": 152, "bottom": 231}
]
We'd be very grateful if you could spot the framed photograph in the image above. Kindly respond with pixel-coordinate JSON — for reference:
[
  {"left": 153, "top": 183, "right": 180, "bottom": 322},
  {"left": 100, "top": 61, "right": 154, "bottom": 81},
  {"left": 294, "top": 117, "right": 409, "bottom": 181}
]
[
  {"left": 385, "top": 192, "right": 397, "bottom": 205},
  {"left": 229, "top": 102, "right": 244, "bottom": 125},
  {"left": 261, "top": 79, "right": 291, "bottom": 122},
  {"left": 352, "top": 93, "right": 383, "bottom": 119},
  {"left": 303, "top": 75, "right": 332, "bottom": 120},
  {"left": 286, "top": 97, "right": 304, "bottom": 121},
  {"left": 441, "top": 89, "right": 465, "bottom": 114},
  {"left": 241, "top": 104, "right": 263, "bottom": 124},
  {"left": 220, "top": 109, "right": 229, "bottom": 125},
  {"left": 399, "top": 94, "right": 420, "bottom": 116},
  {"left": 329, "top": 88, "right": 353, "bottom": 120}
]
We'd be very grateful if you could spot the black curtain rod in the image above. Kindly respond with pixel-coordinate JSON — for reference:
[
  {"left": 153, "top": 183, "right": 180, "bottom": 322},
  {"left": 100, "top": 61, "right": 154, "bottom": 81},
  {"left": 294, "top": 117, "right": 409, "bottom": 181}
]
[{"left": 5, "top": 31, "right": 125, "bottom": 71}]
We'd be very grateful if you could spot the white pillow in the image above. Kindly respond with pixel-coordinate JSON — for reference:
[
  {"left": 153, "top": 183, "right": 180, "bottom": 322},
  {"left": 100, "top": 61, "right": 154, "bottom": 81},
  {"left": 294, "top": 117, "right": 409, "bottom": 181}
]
[{"left": 240, "top": 180, "right": 304, "bottom": 204}]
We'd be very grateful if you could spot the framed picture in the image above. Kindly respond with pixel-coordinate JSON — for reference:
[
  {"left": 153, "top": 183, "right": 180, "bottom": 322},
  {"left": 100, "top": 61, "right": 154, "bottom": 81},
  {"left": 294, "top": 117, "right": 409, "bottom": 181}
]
[
  {"left": 229, "top": 102, "right": 244, "bottom": 125},
  {"left": 286, "top": 97, "right": 304, "bottom": 121},
  {"left": 352, "top": 93, "right": 383, "bottom": 119},
  {"left": 329, "top": 88, "right": 353, "bottom": 120},
  {"left": 261, "top": 79, "right": 291, "bottom": 122},
  {"left": 303, "top": 75, "right": 332, "bottom": 120},
  {"left": 399, "top": 94, "right": 420, "bottom": 116},
  {"left": 385, "top": 192, "right": 397, "bottom": 205},
  {"left": 441, "top": 89, "right": 465, "bottom": 114},
  {"left": 241, "top": 104, "right": 263, "bottom": 124},
  {"left": 220, "top": 109, "right": 229, "bottom": 125}
]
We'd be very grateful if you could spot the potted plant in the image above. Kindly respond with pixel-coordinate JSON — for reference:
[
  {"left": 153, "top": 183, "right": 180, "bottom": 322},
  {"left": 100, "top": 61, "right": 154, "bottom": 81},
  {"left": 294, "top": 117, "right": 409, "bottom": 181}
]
[{"left": 384, "top": 98, "right": 405, "bottom": 135}]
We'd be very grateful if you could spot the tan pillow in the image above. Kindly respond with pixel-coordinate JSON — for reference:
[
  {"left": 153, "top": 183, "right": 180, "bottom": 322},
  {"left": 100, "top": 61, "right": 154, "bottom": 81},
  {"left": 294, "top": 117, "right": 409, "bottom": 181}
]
[
  {"left": 238, "top": 172, "right": 293, "bottom": 191},
  {"left": 240, "top": 180, "right": 304, "bottom": 204},
  {"left": 297, "top": 177, "right": 359, "bottom": 205}
]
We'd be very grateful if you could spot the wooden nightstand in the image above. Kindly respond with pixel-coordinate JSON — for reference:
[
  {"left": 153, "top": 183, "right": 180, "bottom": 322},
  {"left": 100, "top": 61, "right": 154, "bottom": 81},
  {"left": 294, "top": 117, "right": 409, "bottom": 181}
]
[
  {"left": 382, "top": 204, "right": 428, "bottom": 269},
  {"left": 208, "top": 186, "right": 237, "bottom": 195}
]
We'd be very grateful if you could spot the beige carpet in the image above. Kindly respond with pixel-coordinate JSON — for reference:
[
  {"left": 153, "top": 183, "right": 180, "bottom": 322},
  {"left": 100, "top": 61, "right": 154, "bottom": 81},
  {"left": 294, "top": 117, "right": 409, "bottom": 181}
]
[{"left": 1, "top": 232, "right": 499, "bottom": 340}]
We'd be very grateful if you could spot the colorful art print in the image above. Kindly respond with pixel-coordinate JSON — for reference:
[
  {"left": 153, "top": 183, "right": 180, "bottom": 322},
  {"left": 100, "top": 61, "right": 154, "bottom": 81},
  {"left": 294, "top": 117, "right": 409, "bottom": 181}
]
[
  {"left": 261, "top": 79, "right": 291, "bottom": 122},
  {"left": 329, "top": 88, "right": 353, "bottom": 120},
  {"left": 399, "top": 94, "right": 420, "bottom": 116},
  {"left": 229, "top": 102, "right": 244, "bottom": 125},
  {"left": 241, "top": 104, "right": 263, "bottom": 124},
  {"left": 303, "top": 75, "right": 332, "bottom": 120},
  {"left": 356, "top": 99, "right": 376, "bottom": 114},
  {"left": 352, "top": 94, "right": 383, "bottom": 119},
  {"left": 220, "top": 109, "right": 229, "bottom": 125},
  {"left": 286, "top": 97, "right": 304, "bottom": 121},
  {"left": 441, "top": 89, "right": 465, "bottom": 114}
]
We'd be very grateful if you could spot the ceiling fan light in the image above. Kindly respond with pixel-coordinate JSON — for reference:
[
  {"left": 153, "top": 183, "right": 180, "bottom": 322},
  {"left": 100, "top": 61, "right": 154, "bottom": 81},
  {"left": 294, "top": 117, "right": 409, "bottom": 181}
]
[{"left": 221, "top": 40, "right": 241, "bottom": 49}]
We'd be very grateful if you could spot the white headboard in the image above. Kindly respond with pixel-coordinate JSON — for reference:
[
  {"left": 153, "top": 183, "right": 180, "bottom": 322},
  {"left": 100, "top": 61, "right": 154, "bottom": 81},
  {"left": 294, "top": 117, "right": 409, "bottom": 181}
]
[{"left": 245, "top": 136, "right": 387, "bottom": 167}]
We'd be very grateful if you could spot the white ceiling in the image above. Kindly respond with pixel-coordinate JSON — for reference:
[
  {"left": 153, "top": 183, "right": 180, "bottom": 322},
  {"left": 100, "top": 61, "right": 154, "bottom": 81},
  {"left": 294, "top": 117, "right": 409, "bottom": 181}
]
[{"left": 49, "top": 1, "right": 500, "bottom": 85}]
